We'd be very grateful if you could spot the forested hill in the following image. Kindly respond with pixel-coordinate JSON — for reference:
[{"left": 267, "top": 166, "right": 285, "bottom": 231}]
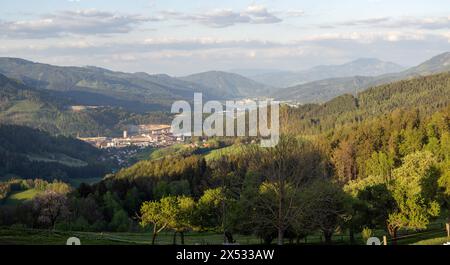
[
  {"left": 0, "top": 124, "right": 100, "bottom": 159},
  {"left": 282, "top": 71, "right": 450, "bottom": 135},
  {"left": 0, "top": 73, "right": 103, "bottom": 134},
  {"left": 0, "top": 73, "right": 172, "bottom": 137},
  {"left": 0, "top": 124, "right": 109, "bottom": 180},
  {"left": 0, "top": 57, "right": 225, "bottom": 110}
]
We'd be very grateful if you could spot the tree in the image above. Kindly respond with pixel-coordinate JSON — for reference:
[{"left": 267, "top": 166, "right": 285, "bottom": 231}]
[
  {"left": 256, "top": 181, "right": 299, "bottom": 244},
  {"left": 247, "top": 135, "right": 328, "bottom": 245},
  {"left": 70, "top": 195, "right": 104, "bottom": 225},
  {"left": 140, "top": 195, "right": 196, "bottom": 245},
  {"left": 438, "top": 159, "right": 450, "bottom": 197},
  {"left": 227, "top": 173, "right": 260, "bottom": 242},
  {"left": 300, "top": 180, "right": 350, "bottom": 244},
  {"left": 365, "top": 151, "right": 394, "bottom": 184},
  {"left": 140, "top": 200, "right": 167, "bottom": 245},
  {"left": 124, "top": 187, "right": 140, "bottom": 214},
  {"left": 33, "top": 191, "right": 69, "bottom": 229},
  {"left": 169, "top": 196, "right": 196, "bottom": 244},
  {"left": 102, "top": 191, "right": 122, "bottom": 221},
  {"left": 195, "top": 188, "right": 224, "bottom": 232},
  {"left": 387, "top": 151, "right": 441, "bottom": 243},
  {"left": 332, "top": 139, "right": 357, "bottom": 185},
  {"left": 110, "top": 209, "right": 130, "bottom": 232},
  {"left": 399, "top": 128, "right": 424, "bottom": 156}
]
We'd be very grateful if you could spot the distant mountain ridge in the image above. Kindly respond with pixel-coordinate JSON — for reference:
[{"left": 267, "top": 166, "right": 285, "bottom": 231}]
[
  {"left": 248, "top": 58, "right": 405, "bottom": 88},
  {"left": 0, "top": 58, "right": 225, "bottom": 112},
  {"left": 1, "top": 52, "right": 449, "bottom": 110},
  {"left": 179, "top": 71, "right": 273, "bottom": 98},
  {"left": 0, "top": 58, "right": 277, "bottom": 110},
  {"left": 274, "top": 52, "right": 450, "bottom": 103}
]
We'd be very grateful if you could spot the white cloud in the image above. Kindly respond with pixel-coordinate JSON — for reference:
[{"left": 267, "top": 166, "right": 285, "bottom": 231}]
[
  {"left": 299, "top": 31, "right": 427, "bottom": 43},
  {"left": 160, "top": 5, "right": 282, "bottom": 28},
  {"left": 0, "top": 9, "right": 159, "bottom": 38},
  {"left": 390, "top": 16, "right": 450, "bottom": 30},
  {"left": 334, "top": 16, "right": 450, "bottom": 30}
]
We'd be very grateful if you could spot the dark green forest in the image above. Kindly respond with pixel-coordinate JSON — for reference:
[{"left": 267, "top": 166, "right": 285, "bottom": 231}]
[{"left": 0, "top": 125, "right": 111, "bottom": 181}]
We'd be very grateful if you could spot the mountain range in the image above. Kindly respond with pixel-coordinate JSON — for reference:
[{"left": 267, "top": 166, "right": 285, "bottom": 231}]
[
  {"left": 0, "top": 58, "right": 271, "bottom": 112},
  {"left": 242, "top": 58, "right": 406, "bottom": 88},
  {"left": 274, "top": 52, "right": 450, "bottom": 103},
  {"left": 0, "top": 52, "right": 449, "bottom": 114}
]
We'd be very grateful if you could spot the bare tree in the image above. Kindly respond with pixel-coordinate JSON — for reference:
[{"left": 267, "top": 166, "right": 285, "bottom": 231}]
[
  {"left": 248, "top": 135, "right": 328, "bottom": 245},
  {"left": 33, "top": 191, "right": 69, "bottom": 229}
]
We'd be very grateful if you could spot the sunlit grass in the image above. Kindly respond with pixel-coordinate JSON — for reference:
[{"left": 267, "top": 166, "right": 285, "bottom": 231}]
[{"left": 2, "top": 189, "right": 39, "bottom": 205}]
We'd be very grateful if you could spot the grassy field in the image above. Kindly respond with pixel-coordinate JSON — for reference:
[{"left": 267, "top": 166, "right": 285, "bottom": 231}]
[
  {"left": 149, "top": 144, "right": 193, "bottom": 160},
  {"left": 204, "top": 144, "right": 249, "bottom": 162},
  {"left": 0, "top": 228, "right": 256, "bottom": 245},
  {"left": 1, "top": 227, "right": 448, "bottom": 245},
  {"left": 27, "top": 153, "right": 88, "bottom": 167},
  {"left": 3, "top": 100, "right": 42, "bottom": 114},
  {"left": 412, "top": 236, "right": 450, "bottom": 245},
  {"left": 2, "top": 189, "right": 39, "bottom": 205},
  {"left": 0, "top": 228, "right": 129, "bottom": 245}
]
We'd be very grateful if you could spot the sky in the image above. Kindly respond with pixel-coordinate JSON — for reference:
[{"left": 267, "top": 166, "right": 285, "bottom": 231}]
[{"left": 0, "top": 0, "right": 449, "bottom": 75}]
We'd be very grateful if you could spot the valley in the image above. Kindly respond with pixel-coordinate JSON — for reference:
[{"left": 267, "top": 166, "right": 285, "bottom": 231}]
[{"left": 0, "top": 51, "right": 449, "bottom": 246}]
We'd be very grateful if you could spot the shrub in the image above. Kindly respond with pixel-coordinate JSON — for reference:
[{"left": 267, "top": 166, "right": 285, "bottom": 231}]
[{"left": 361, "top": 227, "right": 373, "bottom": 243}]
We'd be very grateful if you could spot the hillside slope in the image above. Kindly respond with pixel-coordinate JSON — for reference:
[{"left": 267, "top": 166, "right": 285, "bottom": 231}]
[
  {"left": 0, "top": 124, "right": 109, "bottom": 180},
  {"left": 282, "top": 72, "right": 450, "bottom": 134},
  {"left": 0, "top": 73, "right": 171, "bottom": 136},
  {"left": 0, "top": 58, "right": 221, "bottom": 111}
]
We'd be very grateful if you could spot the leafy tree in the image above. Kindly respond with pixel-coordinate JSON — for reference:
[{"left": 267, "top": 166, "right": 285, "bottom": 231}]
[
  {"left": 139, "top": 200, "right": 167, "bottom": 245},
  {"left": 387, "top": 151, "right": 441, "bottom": 243},
  {"left": 332, "top": 140, "right": 357, "bottom": 185},
  {"left": 124, "top": 187, "right": 141, "bottom": 214},
  {"left": 140, "top": 195, "right": 196, "bottom": 245},
  {"left": 167, "top": 196, "right": 196, "bottom": 244},
  {"left": 227, "top": 173, "right": 260, "bottom": 241},
  {"left": 365, "top": 151, "right": 394, "bottom": 183},
  {"left": 438, "top": 159, "right": 450, "bottom": 197},
  {"left": 102, "top": 191, "right": 122, "bottom": 221},
  {"left": 399, "top": 128, "right": 424, "bottom": 156},
  {"left": 109, "top": 209, "right": 130, "bottom": 232},
  {"left": 153, "top": 180, "right": 190, "bottom": 200},
  {"left": 195, "top": 188, "right": 224, "bottom": 232}
]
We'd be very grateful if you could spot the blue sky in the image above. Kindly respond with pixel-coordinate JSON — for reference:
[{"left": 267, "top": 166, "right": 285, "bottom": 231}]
[{"left": 1, "top": 0, "right": 449, "bottom": 75}]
